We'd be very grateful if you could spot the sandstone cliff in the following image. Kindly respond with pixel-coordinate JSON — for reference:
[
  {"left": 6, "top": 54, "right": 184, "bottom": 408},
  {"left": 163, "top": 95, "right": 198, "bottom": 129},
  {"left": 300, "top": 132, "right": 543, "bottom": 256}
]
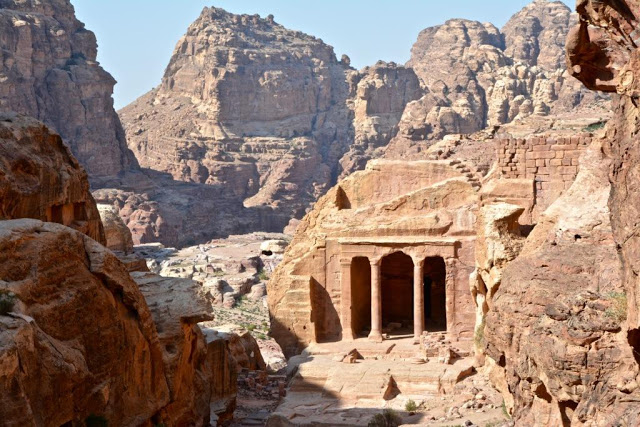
[
  {"left": 0, "top": 0, "right": 137, "bottom": 178},
  {"left": 120, "top": 8, "right": 423, "bottom": 225},
  {"left": 0, "top": 108, "right": 242, "bottom": 425},
  {"left": 0, "top": 113, "right": 105, "bottom": 244},
  {"left": 0, "top": 219, "right": 171, "bottom": 426},
  {"left": 476, "top": 0, "right": 640, "bottom": 423}
]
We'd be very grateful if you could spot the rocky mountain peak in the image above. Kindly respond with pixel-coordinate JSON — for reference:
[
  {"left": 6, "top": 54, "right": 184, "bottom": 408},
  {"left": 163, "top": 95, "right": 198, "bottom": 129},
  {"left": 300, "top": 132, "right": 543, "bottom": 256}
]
[
  {"left": 0, "top": 0, "right": 138, "bottom": 178},
  {"left": 502, "top": 0, "right": 572, "bottom": 70}
]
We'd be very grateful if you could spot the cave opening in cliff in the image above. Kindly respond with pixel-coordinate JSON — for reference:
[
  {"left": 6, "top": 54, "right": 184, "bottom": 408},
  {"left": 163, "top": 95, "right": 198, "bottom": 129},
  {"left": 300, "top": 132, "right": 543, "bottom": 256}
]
[
  {"left": 424, "top": 256, "right": 447, "bottom": 332},
  {"left": 381, "top": 252, "right": 414, "bottom": 334},
  {"left": 350, "top": 256, "right": 371, "bottom": 337}
]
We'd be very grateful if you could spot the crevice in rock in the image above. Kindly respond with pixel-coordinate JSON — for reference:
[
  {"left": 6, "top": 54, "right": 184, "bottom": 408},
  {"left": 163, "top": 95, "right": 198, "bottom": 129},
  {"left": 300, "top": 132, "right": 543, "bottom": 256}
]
[
  {"left": 558, "top": 400, "right": 578, "bottom": 427},
  {"left": 628, "top": 328, "right": 640, "bottom": 366}
]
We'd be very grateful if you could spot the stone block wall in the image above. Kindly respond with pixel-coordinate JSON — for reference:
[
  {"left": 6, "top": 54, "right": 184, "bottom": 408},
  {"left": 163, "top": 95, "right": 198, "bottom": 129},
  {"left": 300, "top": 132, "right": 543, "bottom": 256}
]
[{"left": 497, "top": 134, "right": 592, "bottom": 218}]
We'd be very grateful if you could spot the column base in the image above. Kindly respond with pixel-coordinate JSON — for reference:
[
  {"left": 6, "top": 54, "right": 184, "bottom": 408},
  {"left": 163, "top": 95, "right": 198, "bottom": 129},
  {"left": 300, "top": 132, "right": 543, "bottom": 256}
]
[
  {"left": 342, "top": 329, "right": 355, "bottom": 341},
  {"left": 368, "top": 331, "right": 383, "bottom": 343}
]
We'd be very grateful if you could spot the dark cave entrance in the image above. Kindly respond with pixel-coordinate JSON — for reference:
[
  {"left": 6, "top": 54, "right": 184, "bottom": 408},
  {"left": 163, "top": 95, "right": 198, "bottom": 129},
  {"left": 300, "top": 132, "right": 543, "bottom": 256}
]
[
  {"left": 424, "top": 256, "right": 447, "bottom": 332},
  {"left": 381, "top": 252, "right": 414, "bottom": 334},
  {"left": 350, "top": 256, "right": 371, "bottom": 338}
]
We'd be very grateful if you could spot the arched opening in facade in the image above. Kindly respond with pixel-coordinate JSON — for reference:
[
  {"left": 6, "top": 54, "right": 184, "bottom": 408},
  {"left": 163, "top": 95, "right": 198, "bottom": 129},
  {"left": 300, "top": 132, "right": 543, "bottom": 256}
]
[
  {"left": 423, "top": 256, "right": 447, "bottom": 332},
  {"left": 381, "top": 252, "right": 414, "bottom": 334},
  {"left": 350, "top": 257, "right": 371, "bottom": 337}
]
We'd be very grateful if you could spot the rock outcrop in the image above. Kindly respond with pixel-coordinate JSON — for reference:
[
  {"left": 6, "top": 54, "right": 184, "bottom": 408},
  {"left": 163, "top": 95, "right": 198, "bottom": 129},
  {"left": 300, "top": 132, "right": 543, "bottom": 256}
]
[
  {"left": 386, "top": 0, "right": 609, "bottom": 158},
  {"left": 482, "top": 139, "right": 640, "bottom": 424},
  {"left": 0, "top": 0, "right": 137, "bottom": 178},
  {"left": 0, "top": 219, "right": 170, "bottom": 426},
  {"left": 120, "top": 7, "right": 357, "bottom": 222},
  {"left": 338, "top": 62, "right": 423, "bottom": 177},
  {"left": 0, "top": 113, "right": 105, "bottom": 244},
  {"left": 98, "top": 203, "right": 134, "bottom": 253},
  {"left": 0, "top": 109, "right": 244, "bottom": 425},
  {"left": 131, "top": 272, "right": 229, "bottom": 425}
]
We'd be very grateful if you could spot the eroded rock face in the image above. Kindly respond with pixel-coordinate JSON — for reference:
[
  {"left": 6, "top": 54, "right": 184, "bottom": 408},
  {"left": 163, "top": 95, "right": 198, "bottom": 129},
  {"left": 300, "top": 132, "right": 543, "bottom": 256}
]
[
  {"left": 0, "top": 219, "right": 170, "bottom": 426},
  {"left": 338, "top": 62, "right": 423, "bottom": 177},
  {"left": 484, "top": 139, "right": 640, "bottom": 424},
  {"left": 0, "top": 0, "right": 137, "bottom": 178},
  {"left": 0, "top": 113, "right": 105, "bottom": 244},
  {"left": 470, "top": 203, "right": 525, "bottom": 358},
  {"left": 387, "top": 0, "right": 609, "bottom": 157},
  {"left": 132, "top": 272, "right": 221, "bottom": 426},
  {"left": 120, "top": 7, "right": 355, "bottom": 222}
]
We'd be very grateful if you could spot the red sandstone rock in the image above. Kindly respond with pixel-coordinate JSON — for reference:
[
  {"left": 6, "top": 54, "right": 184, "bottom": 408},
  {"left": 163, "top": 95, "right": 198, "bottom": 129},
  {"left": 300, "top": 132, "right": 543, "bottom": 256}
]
[
  {"left": 0, "top": 219, "right": 170, "bottom": 425},
  {"left": 98, "top": 203, "right": 134, "bottom": 253},
  {"left": 0, "top": 113, "right": 105, "bottom": 244},
  {"left": 131, "top": 271, "right": 221, "bottom": 426},
  {"left": 387, "top": 0, "right": 609, "bottom": 157},
  {"left": 484, "top": 139, "right": 640, "bottom": 423}
]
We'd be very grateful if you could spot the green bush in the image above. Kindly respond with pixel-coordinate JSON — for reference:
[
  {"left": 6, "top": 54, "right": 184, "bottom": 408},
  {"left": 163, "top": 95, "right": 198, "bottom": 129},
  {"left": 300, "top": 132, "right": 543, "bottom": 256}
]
[
  {"left": 247, "top": 325, "right": 256, "bottom": 332},
  {"left": 605, "top": 292, "right": 627, "bottom": 323},
  {"left": 0, "top": 290, "right": 17, "bottom": 315},
  {"left": 258, "top": 269, "right": 270, "bottom": 281},
  {"left": 474, "top": 318, "right": 486, "bottom": 348},
  {"left": 502, "top": 400, "right": 511, "bottom": 420},
  {"left": 582, "top": 121, "right": 606, "bottom": 132},
  {"left": 367, "top": 409, "right": 402, "bottom": 427},
  {"left": 404, "top": 399, "right": 417, "bottom": 412}
]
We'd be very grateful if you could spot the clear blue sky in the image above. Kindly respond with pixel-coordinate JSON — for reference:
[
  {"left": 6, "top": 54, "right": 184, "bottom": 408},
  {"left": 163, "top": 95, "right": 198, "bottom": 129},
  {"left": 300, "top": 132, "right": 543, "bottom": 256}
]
[{"left": 72, "top": 0, "right": 574, "bottom": 110}]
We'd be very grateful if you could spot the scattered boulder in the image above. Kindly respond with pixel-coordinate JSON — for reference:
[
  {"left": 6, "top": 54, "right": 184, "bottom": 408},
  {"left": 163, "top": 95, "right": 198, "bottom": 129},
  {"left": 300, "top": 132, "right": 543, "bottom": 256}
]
[{"left": 98, "top": 203, "right": 134, "bottom": 253}]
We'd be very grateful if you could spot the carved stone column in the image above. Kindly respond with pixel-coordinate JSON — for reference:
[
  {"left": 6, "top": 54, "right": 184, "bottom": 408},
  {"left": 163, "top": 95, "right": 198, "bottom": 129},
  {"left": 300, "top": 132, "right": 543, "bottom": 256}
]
[
  {"left": 413, "top": 258, "right": 425, "bottom": 342},
  {"left": 368, "top": 259, "right": 383, "bottom": 342},
  {"left": 340, "top": 258, "right": 354, "bottom": 341}
]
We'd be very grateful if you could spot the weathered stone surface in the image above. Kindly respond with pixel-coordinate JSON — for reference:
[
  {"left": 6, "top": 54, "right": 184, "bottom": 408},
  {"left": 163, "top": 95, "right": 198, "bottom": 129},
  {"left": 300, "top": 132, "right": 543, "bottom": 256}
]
[
  {"left": 201, "top": 324, "right": 266, "bottom": 372},
  {"left": 0, "top": 219, "right": 170, "bottom": 426},
  {"left": 484, "top": 139, "right": 640, "bottom": 423},
  {"left": 98, "top": 203, "right": 133, "bottom": 253},
  {"left": 470, "top": 203, "right": 525, "bottom": 358},
  {"left": 131, "top": 271, "right": 220, "bottom": 426},
  {"left": 120, "top": 7, "right": 355, "bottom": 224},
  {"left": 0, "top": 113, "right": 105, "bottom": 244},
  {"left": 338, "top": 62, "right": 423, "bottom": 177},
  {"left": 0, "top": 0, "right": 137, "bottom": 178},
  {"left": 120, "top": 8, "right": 424, "bottom": 230}
]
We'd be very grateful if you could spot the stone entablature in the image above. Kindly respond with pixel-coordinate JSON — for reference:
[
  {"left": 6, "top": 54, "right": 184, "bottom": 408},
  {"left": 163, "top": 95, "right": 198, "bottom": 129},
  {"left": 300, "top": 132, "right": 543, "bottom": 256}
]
[{"left": 336, "top": 238, "right": 463, "bottom": 343}]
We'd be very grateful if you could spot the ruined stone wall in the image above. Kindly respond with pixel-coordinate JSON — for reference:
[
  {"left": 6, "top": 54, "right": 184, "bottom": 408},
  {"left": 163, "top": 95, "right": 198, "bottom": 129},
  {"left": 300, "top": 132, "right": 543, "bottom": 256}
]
[{"left": 497, "top": 134, "right": 592, "bottom": 216}]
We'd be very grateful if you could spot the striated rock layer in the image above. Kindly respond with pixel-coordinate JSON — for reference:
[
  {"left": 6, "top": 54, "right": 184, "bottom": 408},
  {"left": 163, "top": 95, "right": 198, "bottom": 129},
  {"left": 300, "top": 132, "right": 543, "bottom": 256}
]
[
  {"left": 0, "top": 110, "right": 243, "bottom": 425},
  {"left": 121, "top": 7, "right": 423, "bottom": 224},
  {"left": 0, "top": 0, "right": 137, "bottom": 178}
]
